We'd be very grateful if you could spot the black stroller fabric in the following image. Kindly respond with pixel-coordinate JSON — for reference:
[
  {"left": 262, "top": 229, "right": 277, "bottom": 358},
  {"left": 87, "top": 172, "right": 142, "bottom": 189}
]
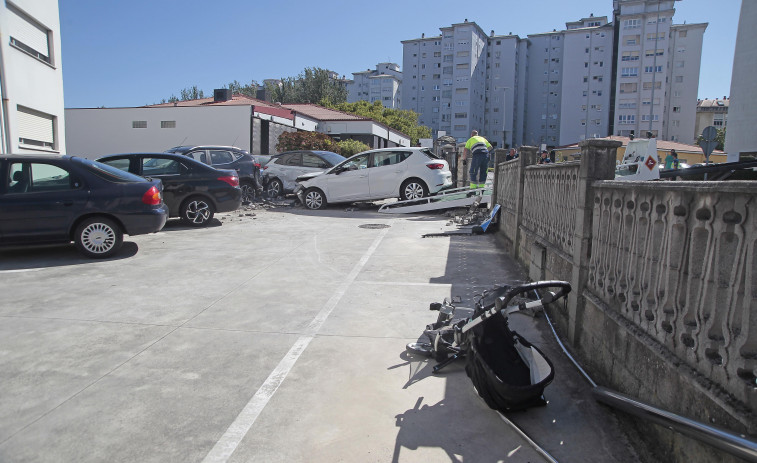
[{"left": 465, "top": 312, "right": 555, "bottom": 413}]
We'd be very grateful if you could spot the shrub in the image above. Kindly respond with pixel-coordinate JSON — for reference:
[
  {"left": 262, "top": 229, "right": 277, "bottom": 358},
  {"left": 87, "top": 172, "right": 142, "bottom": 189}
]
[
  {"left": 337, "top": 139, "right": 370, "bottom": 157},
  {"left": 276, "top": 131, "right": 341, "bottom": 153}
]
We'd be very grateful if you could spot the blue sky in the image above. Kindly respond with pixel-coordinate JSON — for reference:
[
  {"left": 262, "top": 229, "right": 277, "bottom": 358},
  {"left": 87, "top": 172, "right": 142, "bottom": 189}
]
[{"left": 59, "top": 0, "right": 741, "bottom": 108}]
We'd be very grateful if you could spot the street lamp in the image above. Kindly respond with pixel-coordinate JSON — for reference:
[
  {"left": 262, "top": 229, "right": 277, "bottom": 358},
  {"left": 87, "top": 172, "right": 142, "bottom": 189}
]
[{"left": 495, "top": 86, "right": 511, "bottom": 149}]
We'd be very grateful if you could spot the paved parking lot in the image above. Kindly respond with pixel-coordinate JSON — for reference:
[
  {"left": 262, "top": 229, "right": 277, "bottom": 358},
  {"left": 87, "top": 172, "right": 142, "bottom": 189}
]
[{"left": 0, "top": 204, "right": 638, "bottom": 462}]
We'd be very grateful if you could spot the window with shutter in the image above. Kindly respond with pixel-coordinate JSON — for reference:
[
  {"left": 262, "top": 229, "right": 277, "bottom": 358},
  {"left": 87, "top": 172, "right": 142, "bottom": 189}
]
[{"left": 17, "top": 106, "right": 54, "bottom": 149}]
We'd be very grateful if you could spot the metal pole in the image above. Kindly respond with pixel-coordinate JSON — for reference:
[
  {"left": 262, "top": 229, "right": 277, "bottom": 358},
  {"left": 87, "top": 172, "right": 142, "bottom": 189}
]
[{"left": 593, "top": 387, "right": 757, "bottom": 462}]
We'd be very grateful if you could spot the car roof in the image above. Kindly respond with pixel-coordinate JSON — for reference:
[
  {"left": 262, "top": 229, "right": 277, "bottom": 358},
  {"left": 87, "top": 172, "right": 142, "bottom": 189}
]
[
  {"left": 165, "top": 145, "right": 247, "bottom": 153},
  {"left": 0, "top": 153, "right": 71, "bottom": 161}
]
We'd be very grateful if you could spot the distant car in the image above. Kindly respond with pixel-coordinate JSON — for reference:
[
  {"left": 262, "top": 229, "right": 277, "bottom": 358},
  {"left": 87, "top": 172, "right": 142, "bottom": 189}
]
[
  {"left": 164, "top": 146, "right": 262, "bottom": 203},
  {"left": 262, "top": 150, "right": 345, "bottom": 197},
  {"left": 0, "top": 154, "right": 168, "bottom": 258},
  {"left": 294, "top": 147, "right": 452, "bottom": 210},
  {"left": 97, "top": 152, "right": 241, "bottom": 227}
]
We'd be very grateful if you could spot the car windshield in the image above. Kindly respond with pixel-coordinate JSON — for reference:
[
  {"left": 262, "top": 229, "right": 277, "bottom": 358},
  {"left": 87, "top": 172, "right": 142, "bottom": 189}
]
[
  {"left": 318, "top": 151, "right": 347, "bottom": 166},
  {"left": 76, "top": 158, "right": 147, "bottom": 183}
]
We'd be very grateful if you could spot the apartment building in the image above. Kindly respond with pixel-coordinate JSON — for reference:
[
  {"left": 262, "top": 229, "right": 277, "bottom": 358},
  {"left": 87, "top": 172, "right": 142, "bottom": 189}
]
[
  {"left": 724, "top": 0, "right": 756, "bottom": 161},
  {"left": 400, "top": 0, "right": 705, "bottom": 148},
  {"left": 694, "top": 98, "right": 728, "bottom": 141},
  {"left": 0, "top": 0, "right": 65, "bottom": 154},
  {"left": 346, "top": 63, "right": 402, "bottom": 109}
]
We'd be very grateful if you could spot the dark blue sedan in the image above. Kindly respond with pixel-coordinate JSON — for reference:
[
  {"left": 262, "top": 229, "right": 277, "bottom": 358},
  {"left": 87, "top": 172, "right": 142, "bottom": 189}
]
[{"left": 0, "top": 154, "right": 168, "bottom": 258}]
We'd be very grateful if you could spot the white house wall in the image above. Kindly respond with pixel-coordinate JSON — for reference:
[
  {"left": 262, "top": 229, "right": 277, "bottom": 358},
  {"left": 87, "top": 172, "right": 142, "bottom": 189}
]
[
  {"left": 65, "top": 106, "right": 252, "bottom": 159},
  {"left": 1, "top": 0, "right": 65, "bottom": 153}
]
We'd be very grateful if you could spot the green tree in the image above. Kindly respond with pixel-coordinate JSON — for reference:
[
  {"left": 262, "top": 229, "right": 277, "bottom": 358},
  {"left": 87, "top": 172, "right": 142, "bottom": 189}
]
[
  {"left": 337, "top": 139, "right": 370, "bottom": 157},
  {"left": 328, "top": 100, "right": 431, "bottom": 146},
  {"left": 225, "top": 80, "right": 259, "bottom": 98},
  {"left": 696, "top": 126, "right": 726, "bottom": 151},
  {"left": 266, "top": 67, "right": 347, "bottom": 105},
  {"left": 276, "top": 131, "right": 341, "bottom": 153},
  {"left": 179, "top": 86, "right": 204, "bottom": 101}
]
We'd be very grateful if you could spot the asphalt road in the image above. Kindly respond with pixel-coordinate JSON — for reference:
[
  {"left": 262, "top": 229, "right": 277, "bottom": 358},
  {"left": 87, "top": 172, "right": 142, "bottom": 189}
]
[{"left": 0, "top": 203, "right": 639, "bottom": 462}]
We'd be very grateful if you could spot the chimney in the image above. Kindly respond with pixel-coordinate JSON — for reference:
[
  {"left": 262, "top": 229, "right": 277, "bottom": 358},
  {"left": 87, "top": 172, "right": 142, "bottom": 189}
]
[{"left": 213, "top": 88, "right": 232, "bottom": 102}]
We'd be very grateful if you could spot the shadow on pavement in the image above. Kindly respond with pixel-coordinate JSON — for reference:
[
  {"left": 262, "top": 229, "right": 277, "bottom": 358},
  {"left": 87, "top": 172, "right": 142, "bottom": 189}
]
[{"left": 0, "top": 242, "right": 139, "bottom": 270}]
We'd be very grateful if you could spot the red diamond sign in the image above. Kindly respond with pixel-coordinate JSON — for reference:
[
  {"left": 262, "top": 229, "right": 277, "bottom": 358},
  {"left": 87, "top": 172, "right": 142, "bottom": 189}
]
[{"left": 645, "top": 156, "right": 657, "bottom": 170}]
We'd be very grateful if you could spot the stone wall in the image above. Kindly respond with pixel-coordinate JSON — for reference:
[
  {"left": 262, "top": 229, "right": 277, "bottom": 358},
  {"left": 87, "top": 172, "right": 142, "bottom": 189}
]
[{"left": 493, "top": 139, "right": 757, "bottom": 463}]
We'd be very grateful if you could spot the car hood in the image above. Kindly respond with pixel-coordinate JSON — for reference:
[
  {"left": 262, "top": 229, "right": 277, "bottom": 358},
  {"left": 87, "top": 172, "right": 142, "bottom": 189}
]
[{"left": 295, "top": 171, "right": 325, "bottom": 183}]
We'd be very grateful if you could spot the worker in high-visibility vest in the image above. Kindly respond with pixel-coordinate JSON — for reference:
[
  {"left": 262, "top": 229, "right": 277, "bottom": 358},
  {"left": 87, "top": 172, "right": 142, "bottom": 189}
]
[{"left": 462, "top": 130, "right": 492, "bottom": 188}]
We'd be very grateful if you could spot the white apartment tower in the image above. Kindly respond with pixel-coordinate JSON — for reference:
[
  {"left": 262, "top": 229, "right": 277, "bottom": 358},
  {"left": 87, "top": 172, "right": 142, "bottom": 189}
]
[
  {"left": 612, "top": 0, "right": 706, "bottom": 142},
  {"left": 0, "top": 0, "right": 65, "bottom": 154},
  {"left": 346, "top": 63, "right": 402, "bottom": 109},
  {"left": 401, "top": 1, "right": 705, "bottom": 148},
  {"left": 402, "top": 21, "right": 490, "bottom": 144}
]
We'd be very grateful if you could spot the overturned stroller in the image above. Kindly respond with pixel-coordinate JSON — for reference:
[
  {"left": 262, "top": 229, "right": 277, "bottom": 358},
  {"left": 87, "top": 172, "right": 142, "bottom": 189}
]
[{"left": 407, "top": 281, "right": 571, "bottom": 413}]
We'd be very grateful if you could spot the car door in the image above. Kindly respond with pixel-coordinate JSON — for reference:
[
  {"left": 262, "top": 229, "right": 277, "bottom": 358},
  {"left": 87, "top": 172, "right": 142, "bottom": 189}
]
[
  {"left": 326, "top": 153, "right": 371, "bottom": 201},
  {"left": 278, "top": 152, "right": 303, "bottom": 191},
  {"left": 208, "top": 149, "right": 236, "bottom": 171},
  {"left": 0, "top": 160, "right": 89, "bottom": 243},
  {"left": 138, "top": 156, "right": 190, "bottom": 212},
  {"left": 368, "top": 150, "right": 410, "bottom": 198}
]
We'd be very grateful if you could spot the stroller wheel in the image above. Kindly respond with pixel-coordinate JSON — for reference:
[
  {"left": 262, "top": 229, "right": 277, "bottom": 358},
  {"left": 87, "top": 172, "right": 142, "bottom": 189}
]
[{"left": 406, "top": 342, "right": 433, "bottom": 356}]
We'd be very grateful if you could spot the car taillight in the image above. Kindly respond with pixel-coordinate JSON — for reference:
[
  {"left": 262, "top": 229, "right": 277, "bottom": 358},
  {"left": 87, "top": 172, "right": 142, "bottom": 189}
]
[
  {"left": 426, "top": 163, "right": 445, "bottom": 170},
  {"left": 219, "top": 175, "right": 239, "bottom": 187},
  {"left": 142, "top": 186, "right": 161, "bottom": 205}
]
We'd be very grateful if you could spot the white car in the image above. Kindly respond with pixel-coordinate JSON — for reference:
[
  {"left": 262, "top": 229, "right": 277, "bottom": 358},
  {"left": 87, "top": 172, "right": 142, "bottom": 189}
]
[
  {"left": 294, "top": 147, "right": 453, "bottom": 210},
  {"left": 262, "top": 150, "right": 345, "bottom": 197}
]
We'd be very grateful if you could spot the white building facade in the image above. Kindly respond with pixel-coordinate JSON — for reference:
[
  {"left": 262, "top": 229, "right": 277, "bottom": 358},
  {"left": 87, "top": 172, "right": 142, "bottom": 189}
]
[
  {"left": 0, "top": 0, "right": 65, "bottom": 154},
  {"left": 346, "top": 63, "right": 402, "bottom": 109}
]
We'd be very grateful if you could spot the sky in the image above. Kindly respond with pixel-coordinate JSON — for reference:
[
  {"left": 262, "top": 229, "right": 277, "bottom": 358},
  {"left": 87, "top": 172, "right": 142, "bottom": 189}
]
[{"left": 58, "top": 0, "right": 742, "bottom": 108}]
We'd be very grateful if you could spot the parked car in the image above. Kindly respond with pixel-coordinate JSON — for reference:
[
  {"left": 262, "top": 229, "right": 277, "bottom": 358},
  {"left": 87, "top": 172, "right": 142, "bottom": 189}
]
[
  {"left": 164, "top": 146, "right": 262, "bottom": 203},
  {"left": 262, "top": 150, "right": 345, "bottom": 197},
  {"left": 97, "top": 153, "right": 241, "bottom": 227},
  {"left": 294, "top": 147, "right": 452, "bottom": 210},
  {"left": 0, "top": 154, "right": 168, "bottom": 258}
]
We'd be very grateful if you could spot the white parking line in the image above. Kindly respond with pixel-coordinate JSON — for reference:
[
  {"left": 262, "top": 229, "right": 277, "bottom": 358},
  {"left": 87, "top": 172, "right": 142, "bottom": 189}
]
[{"left": 202, "top": 223, "right": 393, "bottom": 463}]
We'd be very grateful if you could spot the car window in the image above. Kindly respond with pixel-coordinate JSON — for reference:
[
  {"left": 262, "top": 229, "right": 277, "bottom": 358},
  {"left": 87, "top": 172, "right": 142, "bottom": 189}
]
[
  {"left": 186, "top": 150, "right": 208, "bottom": 164},
  {"left": 142, "top": 157, "right": 180, "bottom": 175},
  {"left": 209, "top": 150, "right": 234, "bottom": 165},
  {"left": 285, "top": 153, "right": 302, "bottom": 166},
  {"left": 372, "top": 151, "right": 411, "bottom": 168},
  {"left": 7, "top": 162, "right": 74, "bottom": 193},
  {"left": 343, "top": 153, "right": 370, "bottom": 170},
  {"left": 319, "top": 151, "right": 347, "bottom": 166},
  {"left": 79, "top": 158, "right": 147, "bottom": 183},
  {"left": 302, "top": 153, "right": 329, "bottom": 169},
  {"left": 99, "top": 158, "right": 131, "bottom": 172}
]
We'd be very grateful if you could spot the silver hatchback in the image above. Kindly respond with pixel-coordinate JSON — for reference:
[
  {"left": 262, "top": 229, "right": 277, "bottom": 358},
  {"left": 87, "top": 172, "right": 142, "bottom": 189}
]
[{"left": 262, "top": 150, "right": 345, "bottom": 197}]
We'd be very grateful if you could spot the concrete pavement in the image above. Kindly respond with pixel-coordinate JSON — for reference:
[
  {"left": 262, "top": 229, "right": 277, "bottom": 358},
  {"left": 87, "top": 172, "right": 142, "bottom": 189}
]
[{"left": 0, "top": 204, "right": 641, "bottom": 462}]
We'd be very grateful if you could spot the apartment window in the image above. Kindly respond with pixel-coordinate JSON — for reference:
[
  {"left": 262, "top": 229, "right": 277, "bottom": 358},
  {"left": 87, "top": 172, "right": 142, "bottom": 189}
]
[
  {"left": 621, "top": 67, "right": 638, "bottom": 77},
  {"left": 160, "top": 121, "right": 176, "bottom": 128},
  {"left": 443, "top": 54, "right": 453, "bottom": 62},
  {"left": 433, "top": 74, "right": 440, "bottom": 79},
  {"left": 443, "top": 79, "right": 453, "bottom": 86},
  {"left": 618, "top": 114, "right": 635, "bottom": 124},
  {"left": 675, "top": 76, "right": 684, "bottom": 83},
  {"left": 646, "top": 33, "right": 665, "bottom": 41},
  {"left": 620, "top": 83, "right": 638, "bottom": 94},
  {"left": 645, "top": 49, "right": 665, "bottom": 57},
  {"left": 624, "top": 35, "right": 640, "bottom": 46},
  {"left": 433, "top": 107, "right": 439, "bottom": 113},
  {"left": 456, "top": 51, "right": 470, "bottom": 57},
  {"left": 585, "top": 62, "right": 589, "bottom": 68},
  {"left": 713, "top": 115, "right": 725, "bottom": 126},
  {"left": 622, "top": 51, "right": 639, "bottom": 61},
  {"left": 456, "top": 63, "right": 469, "bottom": 69},
  {"left": 675, "top": 61, "right": 685, "bottom": 68},
  {"left": 672, "top": 106, "right": 681, "bottom": 113},
  {"left": 454, "top": 125, "right": 466, "bottom": 130},
  {"left": 7, "top": 4, "right": 52, "bottom": 65},
  {"left": 644, "top": 66, "right": 663, "bottom": 73},
  {"left": 433, "top": 85, "right": 440, "bottom": 90},
  {"left": 132, "top": 120, "right": 147, "bottom": 128},
  {"left": 422, "top": 53, "right": 427, "bottom": 58},
  {"left": 17, "top": 106, "right": 55, "bottom": 149},
  {"left": 624, "top": 19, "right": 641, "bottom": 29},
  {"left": 593, "top": 75, "right": 604, "bottom": 82},
  {"left": 581, "top": 119, "right": 586, "bottom": 126},
  {"left": 619, "top": 100, "right": 636, "bottom": 109},
  {"left": 454, "top": 113, "right": 467, "bottom": 119},
  {"left": 641, "top": 114, "right": 659, "bottom": 121},
  {"left": 432, "top": 96, "right": 440, "bottom": 101},
  {"left": 679, "top": 30, "right": 688, "bottom": 38},
  {"left": 433, "top": 51, "right": 441, "bottom": 57},
  {"left": 455, "top": 88, "right": 468, "bottom": 94},
  {"left": 671, "top": 120, "right": 680, "bottom": 127}
]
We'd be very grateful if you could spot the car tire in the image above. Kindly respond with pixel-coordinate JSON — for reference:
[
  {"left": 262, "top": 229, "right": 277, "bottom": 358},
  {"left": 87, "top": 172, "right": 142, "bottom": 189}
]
[
  {"left": 181, "top": 196, "right": 215, "bottom": 226},
  {"left": 74, "top": 216, "right": 123, "bottom": 258},
  {"left": 266, "top": 178, "right": 283, "bottom": 198},
  {"left": 400, "top": 178, "right": 428, "bottom": 201},
  {"left": 304, "top": 188, "right": 327, "bottom": 210},
  {"left": 240, "top": 181, "right": 255, "bottom": 204}
]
